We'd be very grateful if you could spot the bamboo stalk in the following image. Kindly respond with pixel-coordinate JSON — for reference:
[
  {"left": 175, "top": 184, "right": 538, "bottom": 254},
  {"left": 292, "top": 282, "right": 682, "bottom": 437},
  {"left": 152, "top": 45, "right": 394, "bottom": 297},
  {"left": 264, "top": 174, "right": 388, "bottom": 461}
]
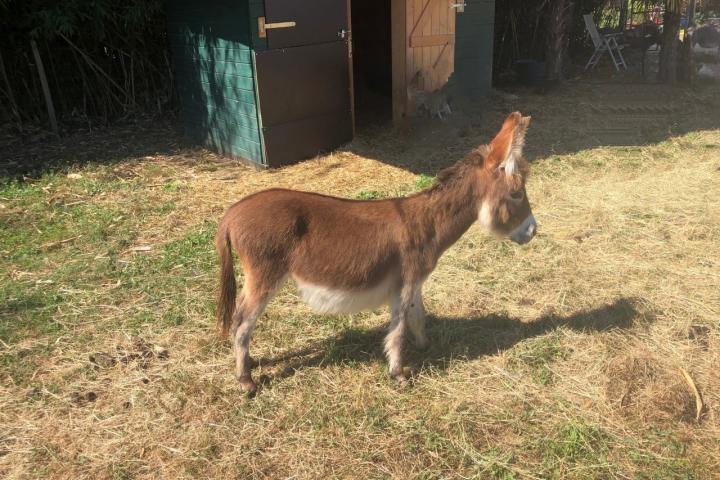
[
  {"left": 130, "top": 52, "right": 136, "bottom": 107},
  {"left": 59, "top": 33, "right": 129, "bottom": 99},
  {"left": 45, "top": 40, "right": 67, "bottom": 115},
  {"left": 30, "top": 39, "right": 58, "bottom": 135},
  {"left": 70, "top": 48, "right": 90, "bottom": 117},
  {"left": 0, "top": 48, "right": 22, "bottom": 128}
]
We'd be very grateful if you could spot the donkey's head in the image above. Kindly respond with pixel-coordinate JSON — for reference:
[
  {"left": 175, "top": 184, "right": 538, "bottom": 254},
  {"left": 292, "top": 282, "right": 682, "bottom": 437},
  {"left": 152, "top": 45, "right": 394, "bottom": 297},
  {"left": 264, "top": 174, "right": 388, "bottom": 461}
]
[{"left": 478, "top": 112, "right": 536, "bottom": 244}]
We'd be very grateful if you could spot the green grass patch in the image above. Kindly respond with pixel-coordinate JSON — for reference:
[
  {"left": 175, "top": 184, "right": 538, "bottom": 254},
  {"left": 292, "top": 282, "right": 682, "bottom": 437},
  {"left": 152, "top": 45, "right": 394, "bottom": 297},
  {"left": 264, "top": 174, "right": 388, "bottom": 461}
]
[
  {"left": 542, "top": 422, "right": 611, "bottom": 477},
  {"left": 355, "top": 190, "right": 386, "bottom": 200},
  {"left": 508, "top": 333, "right": 567, "bottom": 385},
  {"left": 414, "top": 174, "right": 435, "bottom": 190}
]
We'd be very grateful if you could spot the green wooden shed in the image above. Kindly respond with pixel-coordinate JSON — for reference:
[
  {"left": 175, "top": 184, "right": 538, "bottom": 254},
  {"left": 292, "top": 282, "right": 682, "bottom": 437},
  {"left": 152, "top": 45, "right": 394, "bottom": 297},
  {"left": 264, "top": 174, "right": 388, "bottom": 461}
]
[{"left": 166, "top": 0, "right": 495, "bottom": 168}]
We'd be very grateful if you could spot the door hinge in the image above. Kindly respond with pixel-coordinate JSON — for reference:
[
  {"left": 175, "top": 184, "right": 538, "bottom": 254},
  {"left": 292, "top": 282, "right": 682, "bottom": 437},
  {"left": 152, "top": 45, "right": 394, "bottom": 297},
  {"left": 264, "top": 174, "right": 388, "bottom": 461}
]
[{"left": 258, "top": 17, "right": 297, "bottom": 38}]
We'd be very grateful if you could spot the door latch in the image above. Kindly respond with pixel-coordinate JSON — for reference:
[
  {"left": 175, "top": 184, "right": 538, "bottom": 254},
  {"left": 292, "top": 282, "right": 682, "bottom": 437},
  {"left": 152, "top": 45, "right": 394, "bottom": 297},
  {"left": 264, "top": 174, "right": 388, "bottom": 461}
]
[
  {"left": 258, "top": 17, "right": 297, "bottom": 38},
  {"left": 450, "top": 2, "right": 466, "bottom": 12},
  {"left": 338, "top": 28, "right": 351, "bottom": 40}
]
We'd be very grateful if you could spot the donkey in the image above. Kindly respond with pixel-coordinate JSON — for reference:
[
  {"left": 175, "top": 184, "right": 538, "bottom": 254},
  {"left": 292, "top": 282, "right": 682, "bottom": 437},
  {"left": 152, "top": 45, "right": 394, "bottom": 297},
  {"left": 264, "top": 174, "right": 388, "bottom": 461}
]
[{"left": 216, "top": 112, "right": 537, "bottom": 392}]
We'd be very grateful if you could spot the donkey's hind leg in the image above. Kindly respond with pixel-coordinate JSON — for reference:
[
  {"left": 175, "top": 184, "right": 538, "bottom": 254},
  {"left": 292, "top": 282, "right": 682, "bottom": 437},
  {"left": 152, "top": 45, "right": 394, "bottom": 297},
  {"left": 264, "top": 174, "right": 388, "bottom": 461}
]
[
  {"left": 232, "top": 298, "right": 267, "bottom": 393},
  {"left": 233, "top": 272, "right": 283, "bottom": 393}
]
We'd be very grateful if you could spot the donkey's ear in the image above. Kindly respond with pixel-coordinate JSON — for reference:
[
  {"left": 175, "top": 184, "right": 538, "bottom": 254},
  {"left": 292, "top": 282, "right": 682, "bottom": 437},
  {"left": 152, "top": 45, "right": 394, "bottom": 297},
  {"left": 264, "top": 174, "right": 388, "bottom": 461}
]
[{"left": 486, "top": 112, "right": 531, "bottom": 175}]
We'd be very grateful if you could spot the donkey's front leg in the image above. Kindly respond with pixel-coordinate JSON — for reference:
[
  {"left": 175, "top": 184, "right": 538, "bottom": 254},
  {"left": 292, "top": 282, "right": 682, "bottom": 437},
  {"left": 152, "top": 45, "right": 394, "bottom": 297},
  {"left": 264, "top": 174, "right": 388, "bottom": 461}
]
[
  {"left": 407, "top": 288, "right": 429, "bottom": 350},
  {"left": 386, "top": 286, "right": 415, "bottom": 384}
]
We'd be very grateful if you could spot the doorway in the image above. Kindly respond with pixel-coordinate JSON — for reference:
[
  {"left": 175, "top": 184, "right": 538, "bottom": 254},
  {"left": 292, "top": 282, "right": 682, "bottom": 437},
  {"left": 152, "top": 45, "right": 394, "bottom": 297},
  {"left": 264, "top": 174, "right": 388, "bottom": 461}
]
[{"left": 351, "top": 0, "right": 393, "bottom": 127}]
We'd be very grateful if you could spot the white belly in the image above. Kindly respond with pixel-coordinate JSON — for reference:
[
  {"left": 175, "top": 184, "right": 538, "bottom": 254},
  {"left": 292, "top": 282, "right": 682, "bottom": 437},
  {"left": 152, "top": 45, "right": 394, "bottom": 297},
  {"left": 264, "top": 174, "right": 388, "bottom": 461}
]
[{"left": 293, "top": 275, "right": 395, "bottom": 314}]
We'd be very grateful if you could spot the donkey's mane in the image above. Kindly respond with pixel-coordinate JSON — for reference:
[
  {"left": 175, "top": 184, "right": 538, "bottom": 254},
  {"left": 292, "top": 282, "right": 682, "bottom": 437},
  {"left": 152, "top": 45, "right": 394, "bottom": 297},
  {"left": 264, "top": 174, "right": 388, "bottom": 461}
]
[{"left": 427, "top": 145, "right": 489, "bottom": 193}]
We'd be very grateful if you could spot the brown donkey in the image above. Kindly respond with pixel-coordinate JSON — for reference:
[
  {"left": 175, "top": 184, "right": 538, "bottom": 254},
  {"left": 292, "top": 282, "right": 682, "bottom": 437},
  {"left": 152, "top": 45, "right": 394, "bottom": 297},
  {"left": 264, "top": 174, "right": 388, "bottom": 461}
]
[{"left": 216, "top": 112, "right": 537, "bottom": 392}]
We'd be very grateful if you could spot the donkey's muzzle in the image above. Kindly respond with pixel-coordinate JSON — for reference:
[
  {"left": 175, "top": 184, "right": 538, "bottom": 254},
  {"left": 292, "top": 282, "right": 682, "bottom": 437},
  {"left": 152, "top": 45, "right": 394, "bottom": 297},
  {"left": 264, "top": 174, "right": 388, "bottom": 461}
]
[{"left": 510, "top": 214, "right": 537, "bottom": 245}]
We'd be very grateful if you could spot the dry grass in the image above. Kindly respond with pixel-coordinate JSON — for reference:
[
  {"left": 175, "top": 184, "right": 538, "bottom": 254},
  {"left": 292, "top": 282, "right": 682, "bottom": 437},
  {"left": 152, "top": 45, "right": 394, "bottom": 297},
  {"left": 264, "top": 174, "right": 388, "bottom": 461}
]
[{"left": 1, "top": 82, "right": 720, "bottom": 479}]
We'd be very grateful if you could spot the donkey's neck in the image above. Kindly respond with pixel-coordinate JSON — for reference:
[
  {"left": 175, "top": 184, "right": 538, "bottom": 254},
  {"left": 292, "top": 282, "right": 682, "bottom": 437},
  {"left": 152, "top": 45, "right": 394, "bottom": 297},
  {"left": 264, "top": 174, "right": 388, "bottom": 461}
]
[{"left": 412, "top": 169, "right": 481, "bottom": 255}]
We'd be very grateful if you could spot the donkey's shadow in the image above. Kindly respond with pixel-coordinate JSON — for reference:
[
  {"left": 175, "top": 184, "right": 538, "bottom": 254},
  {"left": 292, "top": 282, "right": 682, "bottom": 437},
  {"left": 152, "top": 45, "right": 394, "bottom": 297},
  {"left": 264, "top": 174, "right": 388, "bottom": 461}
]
[{"left": 254, "top": 297, "right": 643, "bottom": 385}]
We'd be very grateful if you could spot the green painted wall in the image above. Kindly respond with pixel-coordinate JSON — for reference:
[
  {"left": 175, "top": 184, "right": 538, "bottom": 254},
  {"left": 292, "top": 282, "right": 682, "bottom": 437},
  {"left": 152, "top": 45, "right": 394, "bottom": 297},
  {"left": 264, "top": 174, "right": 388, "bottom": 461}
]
[
  {"left": 166, "top": 0, "right": 265, "bottom": 164},
  {"left": 455, "top": 0, "right": 495, "bottom": 99}
]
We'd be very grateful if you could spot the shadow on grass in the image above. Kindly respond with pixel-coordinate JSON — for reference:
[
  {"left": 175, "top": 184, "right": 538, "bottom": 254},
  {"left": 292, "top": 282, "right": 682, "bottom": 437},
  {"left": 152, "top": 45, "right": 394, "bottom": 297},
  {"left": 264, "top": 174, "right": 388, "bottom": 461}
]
[
  {"left": 255, "top": 297, "right": 642, "bottom": 385},
  {"left": 0, "top": 118, "right": 191, "bottom": 181},
  {"left": 347, "top": 81, "right": 720, "bottom": 176}
]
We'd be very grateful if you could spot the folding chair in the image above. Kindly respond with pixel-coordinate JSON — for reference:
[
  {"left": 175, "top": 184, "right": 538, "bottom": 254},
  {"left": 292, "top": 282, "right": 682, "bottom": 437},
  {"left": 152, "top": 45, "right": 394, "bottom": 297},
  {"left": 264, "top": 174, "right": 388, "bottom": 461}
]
[{"left": 583, "top": 14, "right": 628, "bottom": 71}]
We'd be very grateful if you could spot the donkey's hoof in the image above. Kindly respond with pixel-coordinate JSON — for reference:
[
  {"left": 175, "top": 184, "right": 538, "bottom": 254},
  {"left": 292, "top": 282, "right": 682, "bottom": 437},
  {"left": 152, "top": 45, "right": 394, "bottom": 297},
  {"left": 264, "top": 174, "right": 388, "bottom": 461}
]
[
  {"left": 393, "top": 374, "right": 410, "bottom": 388},
  {"left": 237, "top": 375, "right": 258, "bottom": 395},
  {"left": 391, "top": 367, "right": 413, "bottom": 388}
]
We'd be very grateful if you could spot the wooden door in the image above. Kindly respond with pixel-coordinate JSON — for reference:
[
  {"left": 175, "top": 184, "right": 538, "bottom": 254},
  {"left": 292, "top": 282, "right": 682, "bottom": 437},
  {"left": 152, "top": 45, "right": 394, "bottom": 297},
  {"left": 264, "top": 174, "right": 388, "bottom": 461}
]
[
  {"left": 255, "top": 0, "right": 353, "bottom": 167},
  {"left": 407, "top": 0, "right": 458, "bottom": 93}
]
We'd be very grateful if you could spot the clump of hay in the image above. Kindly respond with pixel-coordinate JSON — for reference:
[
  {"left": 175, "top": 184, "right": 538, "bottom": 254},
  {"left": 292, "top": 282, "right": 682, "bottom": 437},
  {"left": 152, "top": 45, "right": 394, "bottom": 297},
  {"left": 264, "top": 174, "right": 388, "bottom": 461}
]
[{"left": 606, "top": 353, "right": 700, "bottom": 424}]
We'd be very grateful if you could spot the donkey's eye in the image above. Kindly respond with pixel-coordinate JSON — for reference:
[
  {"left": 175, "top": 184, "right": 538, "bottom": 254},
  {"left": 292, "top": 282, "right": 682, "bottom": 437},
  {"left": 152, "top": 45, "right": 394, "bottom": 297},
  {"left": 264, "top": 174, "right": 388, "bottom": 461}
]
[{"left": 510, "top": 190, "right": 524, "bottom": 201}]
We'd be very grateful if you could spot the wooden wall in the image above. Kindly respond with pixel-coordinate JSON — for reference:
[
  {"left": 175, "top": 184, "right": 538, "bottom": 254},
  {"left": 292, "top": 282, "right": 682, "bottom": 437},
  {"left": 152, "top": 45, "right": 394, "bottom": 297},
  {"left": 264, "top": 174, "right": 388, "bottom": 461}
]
[{"left": 166, "top": 0, "right": 265, "bottom": 165}]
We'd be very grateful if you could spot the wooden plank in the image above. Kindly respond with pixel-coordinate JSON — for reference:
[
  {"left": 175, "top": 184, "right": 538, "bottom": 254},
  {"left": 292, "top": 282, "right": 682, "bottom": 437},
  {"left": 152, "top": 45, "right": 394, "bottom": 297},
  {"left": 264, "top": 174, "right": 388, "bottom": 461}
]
[
  {"left": 412, "top": 0, "right": 420, "bottom": 82},
  {"left": 169, "top": 44, "right": 254, "bottom": 64},
  {"left": 180, "top": 104, "right": 260, "bottom": 134},
  {"left": 167, "top": 34, "right": 252, "bottom": 51},
  {"left": 187, "top": 127, "right": 264, "bottom": 163},
  {"left": 177, "top": 90, "right": 258, "bottom": 118},
  {"left": 391, "top": 0, "right": 408, "bottom": 126},
  {"left": 421, "top": 0, "right": 431, "bottom": 89},
  {"left": 409, "top": 34, "right": 454, "bottom": 47},
  {"left": 408, "top": 0, "right": 433, "bottom": 40},
  {"left": 178, "top": 80, "right": 257, "bottom": 104},
  {"left": 435, "top": 2, "right": 454, "bottom": 84},
  {"left": 430, "top": 0, "right": 439, "bottom": 88},
  {"left": 173, "top": 64, "right": 256, "bottom": 85},
  {"left": 346, "top": 0, "right": 355, "bottom": 135}
]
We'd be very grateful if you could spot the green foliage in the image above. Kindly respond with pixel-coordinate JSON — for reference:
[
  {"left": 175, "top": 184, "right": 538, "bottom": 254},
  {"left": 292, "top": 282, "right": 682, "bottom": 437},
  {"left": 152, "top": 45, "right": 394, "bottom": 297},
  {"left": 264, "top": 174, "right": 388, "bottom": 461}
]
[{"left": 0, "top": 0, "right": 170, "bottom": 124}]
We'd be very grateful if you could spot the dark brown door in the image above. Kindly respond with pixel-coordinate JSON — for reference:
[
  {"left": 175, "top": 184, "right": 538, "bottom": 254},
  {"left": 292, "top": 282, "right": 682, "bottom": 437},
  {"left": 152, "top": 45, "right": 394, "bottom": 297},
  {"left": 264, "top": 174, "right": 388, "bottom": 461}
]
[{"left": 256, "top": 0, "right": 353, "bottom": 167}]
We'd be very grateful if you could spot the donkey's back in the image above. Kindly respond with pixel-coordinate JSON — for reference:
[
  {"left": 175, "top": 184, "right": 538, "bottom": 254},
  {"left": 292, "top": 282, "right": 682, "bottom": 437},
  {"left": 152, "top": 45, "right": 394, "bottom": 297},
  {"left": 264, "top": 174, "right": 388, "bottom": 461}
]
[{"left": 219, "top": 188, "right": 403, "bottom": 290}]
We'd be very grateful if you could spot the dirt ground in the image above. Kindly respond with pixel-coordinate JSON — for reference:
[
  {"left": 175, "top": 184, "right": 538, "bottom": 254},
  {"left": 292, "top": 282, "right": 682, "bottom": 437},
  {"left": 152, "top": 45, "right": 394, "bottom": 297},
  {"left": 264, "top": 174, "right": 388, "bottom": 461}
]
[{"left": 1, "top": 78, "right": 720, "bottom": 479}]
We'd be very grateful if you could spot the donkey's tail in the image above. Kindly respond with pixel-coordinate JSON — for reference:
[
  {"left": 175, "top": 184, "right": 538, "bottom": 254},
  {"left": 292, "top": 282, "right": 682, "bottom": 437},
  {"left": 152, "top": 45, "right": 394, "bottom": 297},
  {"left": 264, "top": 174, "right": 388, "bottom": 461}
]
[{"left": 216, "top": 222, "right": 236, "bottom": 339}]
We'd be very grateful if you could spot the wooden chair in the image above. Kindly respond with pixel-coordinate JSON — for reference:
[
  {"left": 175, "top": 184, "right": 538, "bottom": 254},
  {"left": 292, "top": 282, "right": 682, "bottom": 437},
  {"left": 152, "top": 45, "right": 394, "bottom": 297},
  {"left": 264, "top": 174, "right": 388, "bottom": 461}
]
[{"left": 583, "top": 14, "right": 628, "bottom": 71}]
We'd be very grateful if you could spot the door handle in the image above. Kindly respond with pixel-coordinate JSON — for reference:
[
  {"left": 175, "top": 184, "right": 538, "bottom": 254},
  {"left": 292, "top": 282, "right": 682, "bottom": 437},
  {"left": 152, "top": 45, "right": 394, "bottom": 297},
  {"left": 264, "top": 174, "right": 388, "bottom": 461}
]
[
  {"left": 258, "top": 17, "right": 297, "bottom": 38},
  {"left": 450, "top": 2, "right": 466, "bottom": 12},
  {"left": 338, "top": 28, "right": 351, "bottom": 40}
]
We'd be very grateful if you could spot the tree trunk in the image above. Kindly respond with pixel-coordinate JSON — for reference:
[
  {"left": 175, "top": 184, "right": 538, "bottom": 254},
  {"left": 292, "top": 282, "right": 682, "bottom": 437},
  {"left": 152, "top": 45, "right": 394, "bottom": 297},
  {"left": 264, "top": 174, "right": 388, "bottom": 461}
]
[
  {"left": 545, "top": 0, "right": 576, "bottom": 82},
  {"left": 658, "top": 7, "right": 681, "bottom": 84}
]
